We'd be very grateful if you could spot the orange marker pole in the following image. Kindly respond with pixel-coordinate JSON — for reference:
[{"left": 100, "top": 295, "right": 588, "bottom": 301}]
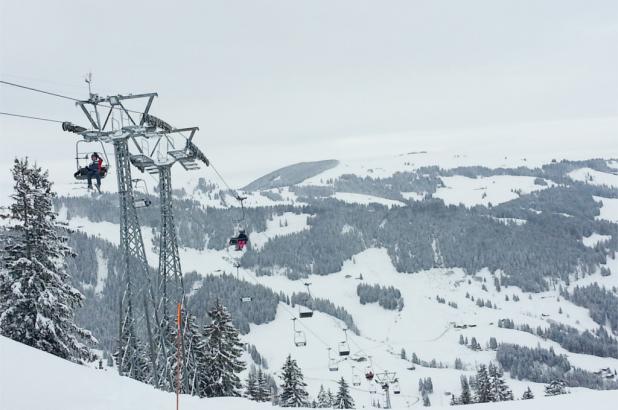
[{"left": 176, "top": 303, "right": 181, "bottom": 410}]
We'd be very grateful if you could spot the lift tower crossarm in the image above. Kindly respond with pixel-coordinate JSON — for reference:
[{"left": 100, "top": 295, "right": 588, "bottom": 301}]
[{"left": 76, "top": 92, "right": 157, "bottom": 132}]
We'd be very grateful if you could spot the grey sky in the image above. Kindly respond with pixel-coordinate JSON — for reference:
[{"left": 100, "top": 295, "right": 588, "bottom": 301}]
[{"left": 1, "top": 0, "right": 617, "bottom": 187}]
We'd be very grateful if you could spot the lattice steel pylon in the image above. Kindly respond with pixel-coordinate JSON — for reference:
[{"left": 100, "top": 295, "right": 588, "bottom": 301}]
[
  {"left": 130, "top": 119, "right": 208, "bottom": 390},
  {"left": 65, "top": 92, "right": 165, "bottom": 387}
]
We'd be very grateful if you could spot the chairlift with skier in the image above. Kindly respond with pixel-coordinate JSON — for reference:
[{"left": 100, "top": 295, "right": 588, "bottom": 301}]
[{"left": 228, "top": 195, "right": 249, "bottom": 251}]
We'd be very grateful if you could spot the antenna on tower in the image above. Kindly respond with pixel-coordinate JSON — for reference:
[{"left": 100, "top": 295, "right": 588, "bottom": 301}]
[{"left": 84, "top": 72, "right": 93, "bottom": 98}]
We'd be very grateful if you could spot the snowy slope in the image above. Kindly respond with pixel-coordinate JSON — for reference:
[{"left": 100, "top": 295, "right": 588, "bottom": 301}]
[
  {"left": 0, "top": 336, "right": 271, "bottom": 410},
  {"left": 569, "top": 168, "right": 618, "bottom": 188},
  {"left": 53, "top": 205, "right": 618, "bottom": 406},
  {"left": 2, "top": 334, "right": 618, "bottom": 410},
  {"left": 434, "top": 175, "right": 550, "bottom": 207}
]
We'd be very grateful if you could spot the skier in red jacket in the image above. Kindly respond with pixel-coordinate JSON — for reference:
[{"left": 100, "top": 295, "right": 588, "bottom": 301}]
[{"left": 86, "top": 153, "right": 103, "bottom": 191}]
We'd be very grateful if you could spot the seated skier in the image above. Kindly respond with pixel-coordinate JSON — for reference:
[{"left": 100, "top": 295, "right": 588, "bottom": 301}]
[{"left": 74, "top": 153, "right": 103, "bottom": 191}]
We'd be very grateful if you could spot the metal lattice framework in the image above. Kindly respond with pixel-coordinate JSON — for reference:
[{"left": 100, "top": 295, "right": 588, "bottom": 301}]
[
  {"left": 130, "top": 118, "right": 208, "bottom": 389},
  {"left": 374, "top": 371, "right": 399, "bottom": 409},
  {"left": 69, "top": 90, "right": 209, "bottom": 390},
  {"left": 71, "top": 92, "right": 168, "bottom": 387}
]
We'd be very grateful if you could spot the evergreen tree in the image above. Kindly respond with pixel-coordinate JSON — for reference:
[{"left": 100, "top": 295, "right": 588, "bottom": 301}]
[
  {"left": 201, "top": 301, "right": 245, "bottom": 397},
  {"left": 459, "top": 375, "right": 472, "bottom": 404},
  {"left": 450, "top": 394, "right": 459, "bottom": 405},
  {"left": 488, "top": 363, "right": 513, "bottom": 401},
  {"left": 474, "top": 365, "right": 491, "bottom": 403},
  {"left": 180, "top": 311, "right": 208, "bottom": 396},
  {"left": 0, "top": 159, "right": 95, "bottom": 363},
  {"left": 522, "top": 386, "right": 534, "bottom": 400},
  {"left": 317, "top": 384, "right": 332, "bottom": 408},
  {"left": 333, "top": 377, "right": 355, "bottom": 409},
  {"left": 400, "top": 348, "right": 407, "bottom": 360},
  {"left": 327, "top": 389, "right": 335, "bottom": 407},
  {"left": 113, "top": 292, "right": 150, "bottom": 382},
  {"left": 489, "top": 337, "right": 498, "bottom": 350},
  {"left": 245, "top": 366, "right": 259, "bottom": 400},
  {"left": 256, "top": 368, "right": 272, "bottom": 402},
  {"left": 422, "top": 392, "right": 431, "bottom": 407},
  {"left": 544, "top": 379, "right": 567, "bottom": 396},
  {"left": 279, "top": 354, "right": 309, "bottom": 407}
]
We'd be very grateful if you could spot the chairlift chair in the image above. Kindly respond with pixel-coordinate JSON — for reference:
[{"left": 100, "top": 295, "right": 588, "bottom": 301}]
[
  {"left": 292, "top": 318, "right": 306, "bottom": 347},
  {"left": 73, "top": 140, "right": 110, "bottom": 181},
  {"left": 298, "top": 305, "right": 314, "bottom": 318},
  {"left": 338, "top": 328, "right": 350, "bottom": 356},
  {"left": 327, "top": 348, "right": 339, "bottom": 372},
  {"left": 365, "top": 356, "right": 375, "bottom": 381},
  {"left": 393, "top": 380, "right": 401, "bottom": 395},
  {"left": 229, "top": 195, "right": 249, "bottom": 251},
  {"left": 132, "top": 179, "right": 152, "bottom": 208},
  {"left": 338, "top": 341, "right": 350, "bottom": 357},
  {"left": 351, "top": 365, "right": 361, "bottom": 387},
  {"left": 229, "top": 229, "right": 248, "bottom": 251},
  {"left": 299, "top": 282, "right": 314, "bottom": 318}
]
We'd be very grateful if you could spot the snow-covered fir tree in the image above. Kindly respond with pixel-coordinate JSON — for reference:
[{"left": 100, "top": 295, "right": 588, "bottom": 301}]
[
  {"left": 245, "top": 365, "right": 272, "bottom": 402},
  {"left": 113, "top": 290, "right": 150, "bottom": 382},
  {"left": 544, "top": 379, "right": 567, "bottom": 396},
  {"left": 327, "top": 389, "right": 336, "bottom": 407},
  {"left": 316, "top": 384, "right": 332, "bottom": 408},
  {"left": 179, "top": 311, "right": 207, "bottom": 396},
  {"left": 423, "top": 392, "right": 431, "bottom": 407},
  {"left": 474, "top": 365, "right": 491, "bottom": 403},
  {"left": 279, "top": 354, "right": 309, "bottom": 407},
  {"left": 459, "top": 375, "right": 472, "bottom": 404},
  {"left": 256, "top": 368, "right": 272, "bottom": 402},
  {"left": 488, "top": 363, "right": 513, "bottom": 401},
  {"left": 245, "top": 365, "right": 259, "bottom": 400},
  {"left": 201, "top": 300, "right": 245, "bottom": 397},
  {"left": 333, "top": 377, "right": 354, "bottom": 409},
  {"left": 0, "top": 159, "right": 95, "bottom": 363},
  {"left": 522, "top": 386, "right": 534, "bottom": 400}
]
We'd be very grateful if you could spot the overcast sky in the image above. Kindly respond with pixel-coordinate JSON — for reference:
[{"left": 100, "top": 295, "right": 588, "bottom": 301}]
[{"left": 1, "top": 0, "right": 617, "bottom": 188}]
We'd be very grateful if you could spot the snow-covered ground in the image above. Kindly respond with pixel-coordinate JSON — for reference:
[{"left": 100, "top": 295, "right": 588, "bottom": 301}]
[
  {"left": 0, "top": 336, "right": 272, "bottom": 410},
  {"left": 569, "top": 168, "right": 618, "bottom": 188},
  {"left": 434, "top": 176, "right": 549, "bottom": 208},
  {"left": 333, "top": 192, "right": 406, "bottom": 208},
  {"left": 53, "top": 200, "right": 618, "bottom": 407},
  {"left": 2, "top": 333, "right": 618, "bottom": 410},
  {"left": 594, "top": 196, "right": 618, "bottom": 223},
  {"left": 251, "top": 212, "right": 312, "bottom": 250},
  {"left": 582, "top": 233, "right": 612, "bottom": 248}
]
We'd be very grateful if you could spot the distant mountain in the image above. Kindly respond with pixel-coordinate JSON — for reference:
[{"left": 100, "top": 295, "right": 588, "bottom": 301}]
[{"left": 242, "top": 159, "right": 338, "bottom": 191}]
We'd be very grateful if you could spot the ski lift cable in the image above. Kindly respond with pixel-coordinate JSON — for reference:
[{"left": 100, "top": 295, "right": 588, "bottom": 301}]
[
  {"left": 208, "top": 159, "right": 246, "bottom": 203},
  {"left": 1, "top": 79, "right": 399, "bottom": 377},
  {"left": 0, "top": 111, "right": 65, "bottom": 123},
  {"left": 0, "top": 79, "right": 80, "bottom": 102},
  {"left": 241, "top": 269, "right": 394, "bottom": 380},
  {"left": 240, "top": 266, "right": 400, "bottom": 377},
  {"left": 240, "top": 268, "right": 332, "bottom": 348},
  {"left": 0, "top": 79, "right": 149, "bottom": 116}
]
